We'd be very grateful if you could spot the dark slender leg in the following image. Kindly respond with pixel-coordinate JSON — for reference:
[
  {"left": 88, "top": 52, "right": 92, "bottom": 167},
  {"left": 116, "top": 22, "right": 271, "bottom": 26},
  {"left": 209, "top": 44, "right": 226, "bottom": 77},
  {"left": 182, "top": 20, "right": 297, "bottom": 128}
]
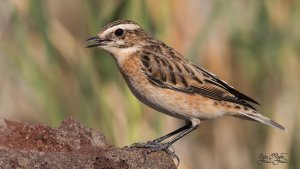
[
  {"left": 129, "top": 120, "right": 200, "bottom": 165},
  {"left": 149, "top": 122, "right": 192, "bottom": 144},
  {"left": 146, "top": 123, "right": 199, "bottom": 166},
  {"left": 130, "top": 122, "right": 198, "bottom": 149},
  {"left": 162, "top": 123, "right": 198, "bottom": 147}
]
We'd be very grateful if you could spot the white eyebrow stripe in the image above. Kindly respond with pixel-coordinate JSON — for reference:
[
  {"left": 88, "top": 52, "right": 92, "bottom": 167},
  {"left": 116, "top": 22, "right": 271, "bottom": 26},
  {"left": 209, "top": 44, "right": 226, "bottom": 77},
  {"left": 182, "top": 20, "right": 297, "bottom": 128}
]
[{"left": 101, "top": 24, "right": 140, "bottom": 37}]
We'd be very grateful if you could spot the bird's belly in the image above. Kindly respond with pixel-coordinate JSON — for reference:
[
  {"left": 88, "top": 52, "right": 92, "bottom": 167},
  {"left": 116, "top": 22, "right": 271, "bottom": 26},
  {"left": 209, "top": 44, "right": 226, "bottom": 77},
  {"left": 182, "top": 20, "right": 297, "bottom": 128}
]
[{"left": 124, "top": 72, "right": 225, "bottom": 121}]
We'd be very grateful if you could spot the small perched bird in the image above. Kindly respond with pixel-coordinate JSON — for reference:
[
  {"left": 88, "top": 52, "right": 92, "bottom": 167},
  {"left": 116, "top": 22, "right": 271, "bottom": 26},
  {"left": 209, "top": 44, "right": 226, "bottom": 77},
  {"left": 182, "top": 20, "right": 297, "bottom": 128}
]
[{"left": 86, "top": 19, "right": 287, "bottom": 156}]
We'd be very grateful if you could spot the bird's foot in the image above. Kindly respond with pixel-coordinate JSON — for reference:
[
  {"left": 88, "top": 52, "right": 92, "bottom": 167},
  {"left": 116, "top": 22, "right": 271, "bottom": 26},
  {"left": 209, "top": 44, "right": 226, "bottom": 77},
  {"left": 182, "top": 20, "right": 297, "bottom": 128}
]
[
  {"left": 128, "top": 141, "right": 180, "bottom": 165},
  {"left": 129, "top": 139, "right": 160, "bottom": 148}
]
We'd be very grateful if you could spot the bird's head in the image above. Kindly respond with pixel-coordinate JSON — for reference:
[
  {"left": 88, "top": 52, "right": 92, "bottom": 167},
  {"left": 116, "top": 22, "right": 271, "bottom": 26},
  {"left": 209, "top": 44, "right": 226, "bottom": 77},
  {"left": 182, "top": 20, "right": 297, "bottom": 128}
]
[{"left": 86, "top": 20, "right": 151, "bottom": 58}]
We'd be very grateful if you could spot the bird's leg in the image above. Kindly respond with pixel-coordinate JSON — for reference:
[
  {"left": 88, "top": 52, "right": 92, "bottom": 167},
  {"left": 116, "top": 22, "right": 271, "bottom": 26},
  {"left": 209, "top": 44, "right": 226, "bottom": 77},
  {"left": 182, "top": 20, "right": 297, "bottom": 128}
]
[
  {"left": 130, "top": 121, "right": 199, "bottom": 154},
  {"left": 147, "top": 123, "right": 199, "bottom": 151},
  {"left": 147, "top": 123, "right": 199, "bottom": 164},
  {"left": 139, "top": 123, "right": 199, "bottom": 165},
  {"left": 130, "top": 121, "right": 191, "bottom": 148},
  {"left": 129, "top": 119, "right": 200, "bottom": 163},
  {"left": 148, "top": 122, "right": 192, "bottom": 144}
]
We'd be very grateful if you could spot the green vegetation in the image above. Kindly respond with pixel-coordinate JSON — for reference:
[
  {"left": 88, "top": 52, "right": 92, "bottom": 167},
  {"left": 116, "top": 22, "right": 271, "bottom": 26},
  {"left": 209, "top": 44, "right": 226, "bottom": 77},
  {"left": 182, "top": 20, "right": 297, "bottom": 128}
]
[{"left": 0, "top": 1, "right": 298, "bottom": 168}]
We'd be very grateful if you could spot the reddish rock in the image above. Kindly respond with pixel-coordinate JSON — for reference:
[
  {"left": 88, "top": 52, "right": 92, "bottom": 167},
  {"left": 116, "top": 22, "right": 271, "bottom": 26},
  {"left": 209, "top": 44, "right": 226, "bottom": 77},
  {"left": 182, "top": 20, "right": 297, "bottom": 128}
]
[{"left": 0, "top": 118, "right": 176, "bottom": 169}]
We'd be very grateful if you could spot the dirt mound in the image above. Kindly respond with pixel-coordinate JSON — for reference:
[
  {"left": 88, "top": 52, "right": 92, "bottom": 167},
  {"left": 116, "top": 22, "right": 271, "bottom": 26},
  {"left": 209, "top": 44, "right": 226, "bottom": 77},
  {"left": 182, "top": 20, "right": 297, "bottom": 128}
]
[{"left": 0, "top": 118, "right": 176, "bottom": 168}]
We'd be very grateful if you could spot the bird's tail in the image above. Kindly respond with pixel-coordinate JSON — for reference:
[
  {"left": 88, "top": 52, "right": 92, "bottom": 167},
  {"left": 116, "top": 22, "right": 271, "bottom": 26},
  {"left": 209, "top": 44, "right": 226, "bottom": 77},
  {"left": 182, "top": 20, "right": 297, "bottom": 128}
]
[{"left": 238, "top": 111, "right": 287, "bottom": 131}]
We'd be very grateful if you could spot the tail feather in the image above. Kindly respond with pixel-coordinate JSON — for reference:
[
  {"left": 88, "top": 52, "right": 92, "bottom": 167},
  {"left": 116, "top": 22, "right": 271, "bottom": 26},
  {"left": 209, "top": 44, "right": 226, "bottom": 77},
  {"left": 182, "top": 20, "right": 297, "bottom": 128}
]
[{"left": 238, "top": 112, "right": 287, "bottom": 131}]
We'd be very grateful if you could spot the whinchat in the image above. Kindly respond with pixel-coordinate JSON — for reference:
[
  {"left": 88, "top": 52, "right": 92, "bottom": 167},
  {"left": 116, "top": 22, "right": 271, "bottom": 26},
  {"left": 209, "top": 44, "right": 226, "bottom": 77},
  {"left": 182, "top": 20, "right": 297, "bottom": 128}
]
[{"left": 86, "top": 20, "right": 287, "bottom": 157}]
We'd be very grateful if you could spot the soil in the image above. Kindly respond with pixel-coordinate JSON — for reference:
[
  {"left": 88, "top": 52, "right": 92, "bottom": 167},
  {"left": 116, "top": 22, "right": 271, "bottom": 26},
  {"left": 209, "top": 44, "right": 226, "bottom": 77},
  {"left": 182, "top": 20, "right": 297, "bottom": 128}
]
[{"left": 0, "top": 118, "right": 176, "bottom": 169}]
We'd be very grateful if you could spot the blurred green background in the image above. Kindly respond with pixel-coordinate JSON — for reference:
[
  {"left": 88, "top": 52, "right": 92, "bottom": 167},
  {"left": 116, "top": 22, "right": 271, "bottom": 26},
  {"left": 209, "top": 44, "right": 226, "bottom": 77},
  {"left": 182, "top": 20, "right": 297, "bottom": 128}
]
[{"left": 0, "top": 0, "right": 299, "bottom": 168}]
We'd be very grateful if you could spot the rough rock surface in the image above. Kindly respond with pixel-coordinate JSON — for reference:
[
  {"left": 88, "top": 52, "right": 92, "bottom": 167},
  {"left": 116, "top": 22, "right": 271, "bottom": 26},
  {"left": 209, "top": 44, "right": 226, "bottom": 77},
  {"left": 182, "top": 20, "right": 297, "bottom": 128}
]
[{"left": 0, "top": 118, "right": 176, "bottom": 169}]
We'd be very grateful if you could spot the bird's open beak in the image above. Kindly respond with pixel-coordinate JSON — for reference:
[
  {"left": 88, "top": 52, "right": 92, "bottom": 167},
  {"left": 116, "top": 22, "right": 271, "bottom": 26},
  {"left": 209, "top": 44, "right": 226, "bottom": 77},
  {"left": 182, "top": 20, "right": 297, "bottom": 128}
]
[{"left": 85, "top": 36, "right": 111, "bottom": 48}]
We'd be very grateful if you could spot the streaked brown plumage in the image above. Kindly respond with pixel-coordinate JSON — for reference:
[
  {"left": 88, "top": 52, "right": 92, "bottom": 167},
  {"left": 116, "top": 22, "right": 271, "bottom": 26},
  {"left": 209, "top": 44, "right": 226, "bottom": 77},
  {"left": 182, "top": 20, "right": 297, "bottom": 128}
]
[{"left": 86, "top": 19, "right": 287, "bottom": 159}]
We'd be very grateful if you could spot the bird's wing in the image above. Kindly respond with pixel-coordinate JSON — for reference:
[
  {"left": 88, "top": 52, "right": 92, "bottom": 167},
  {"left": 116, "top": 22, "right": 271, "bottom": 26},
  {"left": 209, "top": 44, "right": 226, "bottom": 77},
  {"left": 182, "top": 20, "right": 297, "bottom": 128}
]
[{"left": 140, "top": 50, "right": 259, "bottom": 110}]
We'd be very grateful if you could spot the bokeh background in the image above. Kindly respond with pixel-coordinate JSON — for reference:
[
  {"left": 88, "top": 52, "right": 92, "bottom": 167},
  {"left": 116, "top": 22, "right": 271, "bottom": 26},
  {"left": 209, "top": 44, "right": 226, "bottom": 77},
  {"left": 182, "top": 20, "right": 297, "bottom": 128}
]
[{"left": 0, "top": 0, "right": 299, "bottom": 168}]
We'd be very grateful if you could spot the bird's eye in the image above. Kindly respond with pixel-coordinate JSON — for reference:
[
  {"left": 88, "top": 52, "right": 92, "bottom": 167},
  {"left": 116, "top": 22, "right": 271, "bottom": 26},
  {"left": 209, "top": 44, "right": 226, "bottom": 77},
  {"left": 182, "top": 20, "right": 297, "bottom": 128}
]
[{"left": 114, "top": 29, "right": 124, "bottom": 37}]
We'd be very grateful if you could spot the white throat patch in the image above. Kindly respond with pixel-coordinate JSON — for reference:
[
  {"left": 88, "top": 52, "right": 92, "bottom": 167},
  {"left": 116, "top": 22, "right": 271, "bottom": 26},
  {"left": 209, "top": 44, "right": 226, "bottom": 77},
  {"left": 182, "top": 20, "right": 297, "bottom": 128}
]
[{"left": 102, "top": 46, "right": 139, "bottom": 65}]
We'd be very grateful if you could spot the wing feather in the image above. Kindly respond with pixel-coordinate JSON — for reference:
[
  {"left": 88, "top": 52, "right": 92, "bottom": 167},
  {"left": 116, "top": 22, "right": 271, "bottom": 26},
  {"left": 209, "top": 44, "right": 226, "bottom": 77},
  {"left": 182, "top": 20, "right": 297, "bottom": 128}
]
[{"left": 140, "top": 48, "right": 258, "bottom": 110}]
